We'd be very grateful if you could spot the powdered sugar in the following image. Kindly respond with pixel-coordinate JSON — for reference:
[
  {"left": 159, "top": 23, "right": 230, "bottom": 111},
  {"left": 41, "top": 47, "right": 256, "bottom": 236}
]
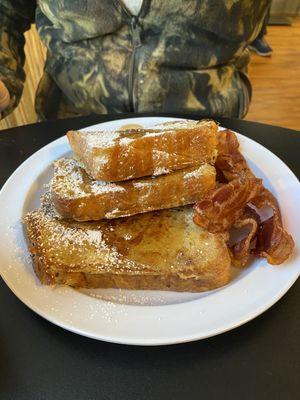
[
  {"left": 153, "top": 166, "right": 170, "bottom": 176},
  {"left": 105, "top": 208, "right": 121, "bottom": 218},
  {"left": 51, "top": 159, "right": 85, "bottom": 197},
  {"left": 154, "top": 119, "right": 200, "bottom": 130},
  {"left": 82, "top": 131, "right": 120, "bottom": 150},
  {"left": 84, "top": 229, "right": 103, "bottom": 246},
  {"left": 79, "top": 128, "right": 172, "bottom": 150},
  {"left": 77, "top": 126, "right": 193, "bottom": 150},
  {"left": 95, "top": 154, "right": 109, "bottom": 168},
  {"left": 152, "top": 149, "right": 169, "bottom": 161},
  {"left": 51, "top": 158, "right": 126, "bottom": 199},
  {"left": 119, "top": 137, "right": 134, "bottom": 146},
  {"left": 132, "top": 181, "right": 153, "bottom": 189},
  {"left": 69, "top": 120, "right": 217, "bottom": 183},
  {"left": 27, "top": 194, "right": 144, "bottom": 273},
  {"left": 184, "top": 165, "right": 208, "bottom": 179},
  {"left": 90, "top": 182, "right": 126, "bottom": 195}
]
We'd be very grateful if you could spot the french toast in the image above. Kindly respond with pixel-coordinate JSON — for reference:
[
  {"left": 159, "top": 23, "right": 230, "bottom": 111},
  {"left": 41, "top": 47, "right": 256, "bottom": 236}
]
[
  {"left": 50, "top": 158, "right": 216, "bottom": 221},
  {"left": 25, "top": 194, "right": 231, "bottom": 292},
  {"left": 67, "top": 119, "right": 218, "bottom": 182}
]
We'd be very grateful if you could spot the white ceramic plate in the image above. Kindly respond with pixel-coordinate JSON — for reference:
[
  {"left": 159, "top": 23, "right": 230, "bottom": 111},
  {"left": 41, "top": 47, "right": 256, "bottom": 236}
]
[{"left": 0, "top": 117, "right": 299, "bottom": 345}]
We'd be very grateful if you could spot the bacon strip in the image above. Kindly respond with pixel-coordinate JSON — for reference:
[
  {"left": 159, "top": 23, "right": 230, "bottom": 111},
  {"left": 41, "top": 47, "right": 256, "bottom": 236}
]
[
  {"left": 251, "top": 189, "right": 294, "bottom": 265},
  {"left": 230, "top": 205, "right": 260, "bottom": 267},
  {"left": 216, "top": 129, "right": 253, "bottom": 181},
  {"left": 194, "top": 129, "right": 294, "bottom": 266},
  {"left": 193, "top": 176, "right": 262, "bottom": 233}
]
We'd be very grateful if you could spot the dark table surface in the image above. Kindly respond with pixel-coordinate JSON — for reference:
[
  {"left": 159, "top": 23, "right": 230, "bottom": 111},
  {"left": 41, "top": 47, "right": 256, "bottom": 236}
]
[{"left": 0, "top": 114, "right": 299, "bottom": 400}]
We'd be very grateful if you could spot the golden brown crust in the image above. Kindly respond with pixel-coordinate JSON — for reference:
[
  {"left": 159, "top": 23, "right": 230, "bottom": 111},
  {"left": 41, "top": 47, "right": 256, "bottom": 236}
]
[
  {"left": 67, "top": 120, "right": 218, "bottom": 182},
  {"left": 32, "top": 262, "right": 230, "bottom": 292},
  {"left": 25, "top": 197, "right": 231, "bottom": 292},
  {"left": 50, "top": 158, "right": 216, "bottom": 221},
  {"left": 30, "top": 237, "right": 230, "bottom": 292}
]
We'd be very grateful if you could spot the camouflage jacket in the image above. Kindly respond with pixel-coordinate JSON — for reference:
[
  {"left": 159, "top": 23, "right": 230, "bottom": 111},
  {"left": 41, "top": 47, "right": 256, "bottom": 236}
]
[{"left": 0, "top": 0, "right": 270, "bottom": 120}]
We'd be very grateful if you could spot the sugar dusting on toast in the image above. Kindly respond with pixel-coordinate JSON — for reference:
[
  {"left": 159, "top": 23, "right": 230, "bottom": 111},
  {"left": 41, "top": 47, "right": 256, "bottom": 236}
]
[
  {"left": 153, "top": 166, "right": 170, "bottom": 176},
  {"left": 83, "top": 129, "right": 180, "bottom": 149},
  {"left": 80, "top": 120, "right": 209, "bottom": 150},
  {"left": 51, "top": 158, "right": 214, "bottom": 202},
  {"left": 25, "top": 191, "right": 232, "bottom": 291},
  {"left": 153, "top": 119, "right": 199, "bottom": 130},
  {"left": 184, "top": 168, "right": 207, "bottom": 179},
  {"left": 28, "top": 193, "right": 143, "bottom": 273},
  {"left": 51, "top": 158, "right": 126, "bottom": 198},
  {"left": 83, "top": 130, "right": 120, "bottom": 149}
]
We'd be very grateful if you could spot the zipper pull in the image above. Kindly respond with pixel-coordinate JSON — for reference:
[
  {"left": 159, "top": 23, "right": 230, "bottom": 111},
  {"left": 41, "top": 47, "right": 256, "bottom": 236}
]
[{"left": 130, "top": 16, "right": 141, "bottom": 48}]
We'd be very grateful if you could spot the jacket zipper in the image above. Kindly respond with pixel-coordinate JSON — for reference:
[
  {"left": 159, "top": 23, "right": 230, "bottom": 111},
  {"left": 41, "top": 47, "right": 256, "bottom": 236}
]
[
  {"left": 128, "top": 15, "right": 141, "bottom": 111},
  {"left": 117, "top": 2, "right": 142, "bottom": 111}
]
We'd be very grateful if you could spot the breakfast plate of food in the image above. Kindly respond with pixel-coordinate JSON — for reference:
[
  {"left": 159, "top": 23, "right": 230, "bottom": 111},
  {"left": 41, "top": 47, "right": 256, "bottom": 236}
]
[{"left": 0, "top": 116, "right": 299, "bottom": 345}]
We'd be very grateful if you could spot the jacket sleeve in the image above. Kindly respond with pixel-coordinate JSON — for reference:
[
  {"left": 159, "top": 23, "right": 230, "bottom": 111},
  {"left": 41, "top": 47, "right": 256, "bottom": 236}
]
[{"left": 0, "top": 1, "right": 36, "bottom": 118}]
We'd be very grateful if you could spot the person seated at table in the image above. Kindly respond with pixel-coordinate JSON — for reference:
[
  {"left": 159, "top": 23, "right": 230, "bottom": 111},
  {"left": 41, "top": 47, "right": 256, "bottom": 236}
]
[{"left": 0, "top": 0, "right": 271, "bottom": 122}]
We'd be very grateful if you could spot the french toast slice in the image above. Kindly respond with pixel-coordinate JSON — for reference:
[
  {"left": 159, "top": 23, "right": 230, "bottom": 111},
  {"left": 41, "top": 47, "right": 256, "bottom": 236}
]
[
  {"left": 50, "top": 158, "right": 216, "bottom": 221},
  {"left": 67, "top": 119, "right": 218, "bottom": 182},
  {"left": 25, "top": 194, "right": 231, "bottom": 292}
]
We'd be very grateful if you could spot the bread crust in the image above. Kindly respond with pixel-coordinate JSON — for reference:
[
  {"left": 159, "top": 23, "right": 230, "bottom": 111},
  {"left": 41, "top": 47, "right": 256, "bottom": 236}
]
[
  {"left": 67, "top": 120, "right": 218, "bottom": 182},
  {"left": 32, "top": 261, "right": 231, "bottom": 292},
  {"left": 50, "top": 158, "right": 216, "bottom": 221},
  {"left": 25, "top": 197, "right": 231, "bottom": 292}
]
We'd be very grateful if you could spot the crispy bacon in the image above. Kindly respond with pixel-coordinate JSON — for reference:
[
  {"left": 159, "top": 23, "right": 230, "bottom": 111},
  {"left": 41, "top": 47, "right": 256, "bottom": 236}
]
[
  {"left": 194, "top": 129, "right": 294, "bottom": 266},
  {"left": 193, "top": 176, "right": 262, "bottom": 233},
  {"left": 216, "top": 129, "right": 253, "bottom": 181},
  {"left": 230, "top": 205, "right": 260, "bottom": 268},
  {"left": 251, "top": 189, "right": 294, "bottom": 265}
]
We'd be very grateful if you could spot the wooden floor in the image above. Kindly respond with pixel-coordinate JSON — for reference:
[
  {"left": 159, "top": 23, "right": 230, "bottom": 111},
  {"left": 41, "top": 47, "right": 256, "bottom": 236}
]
[
  {"left": 246, "top": 17, "right": 300, "bottom": 130},
  {"left": 0, "top": 18, "right": 299, "bottom": 131}
]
